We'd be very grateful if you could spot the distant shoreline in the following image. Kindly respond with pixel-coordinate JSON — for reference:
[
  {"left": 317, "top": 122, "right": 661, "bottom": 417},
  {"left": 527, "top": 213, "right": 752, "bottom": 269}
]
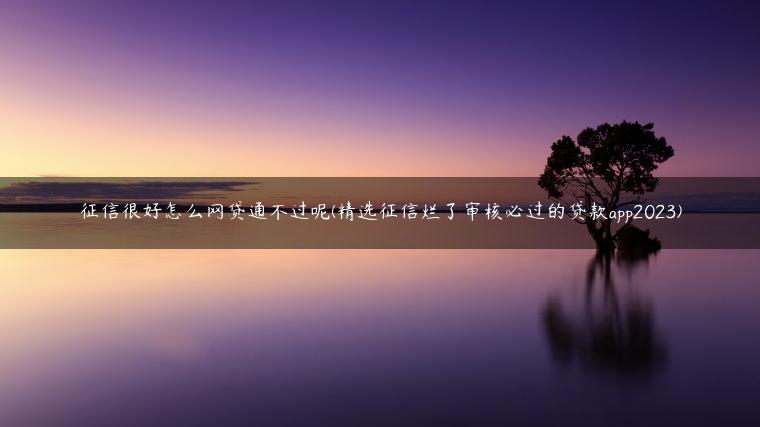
[{"left": 1, "top": 204, "right": 759, "bottom": 214}]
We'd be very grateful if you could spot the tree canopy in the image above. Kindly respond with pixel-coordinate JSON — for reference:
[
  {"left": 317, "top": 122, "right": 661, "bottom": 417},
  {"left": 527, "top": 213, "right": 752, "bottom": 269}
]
[{"left": 538, "top": 121, "right": 674, "bottom": 252}]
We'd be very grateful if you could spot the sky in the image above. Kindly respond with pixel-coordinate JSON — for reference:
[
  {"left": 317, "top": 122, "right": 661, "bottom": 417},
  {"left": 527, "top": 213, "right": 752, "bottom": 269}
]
[{"left": 1, "top": 0, "right": 758, "bottom": 176}]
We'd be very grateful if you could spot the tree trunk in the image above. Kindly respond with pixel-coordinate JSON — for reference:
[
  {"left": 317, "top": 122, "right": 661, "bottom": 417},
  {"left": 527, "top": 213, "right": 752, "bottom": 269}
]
[{"left": 587, "top": 219, "right": 615, "bottom": 254}]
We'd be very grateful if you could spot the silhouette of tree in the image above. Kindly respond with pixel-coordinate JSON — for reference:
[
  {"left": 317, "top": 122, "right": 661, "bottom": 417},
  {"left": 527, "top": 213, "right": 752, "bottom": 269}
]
[
  {"left": 538, "top": 121, "right": 674, "bottom": 253},
  {"left": 542, "top": 253, "right": 666, "bottom": 378}
]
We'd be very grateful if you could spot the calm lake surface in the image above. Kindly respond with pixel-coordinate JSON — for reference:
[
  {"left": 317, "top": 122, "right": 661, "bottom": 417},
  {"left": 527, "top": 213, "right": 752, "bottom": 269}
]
[{"left": 1, "top": 250, "right": 758, "bottom": 426}]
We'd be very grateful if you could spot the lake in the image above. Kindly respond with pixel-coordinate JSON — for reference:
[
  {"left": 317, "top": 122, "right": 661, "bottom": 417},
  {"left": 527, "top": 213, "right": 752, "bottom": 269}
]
[{"left": 0, "top": 250, "right": 758, "bottom": 425}]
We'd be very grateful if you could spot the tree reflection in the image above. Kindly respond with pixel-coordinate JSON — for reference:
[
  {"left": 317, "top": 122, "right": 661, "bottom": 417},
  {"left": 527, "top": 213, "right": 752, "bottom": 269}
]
[{"left": 542, "top": 253, "right": 666, "bottom": 378}]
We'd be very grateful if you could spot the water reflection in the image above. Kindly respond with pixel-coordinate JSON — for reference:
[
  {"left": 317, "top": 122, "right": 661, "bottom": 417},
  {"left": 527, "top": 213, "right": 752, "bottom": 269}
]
[
  {"left": 543, "top": 253, "right": 667, "bottom": 378},
  {"left": 4, "top": 250, "right": 760, "bottom": 425}
]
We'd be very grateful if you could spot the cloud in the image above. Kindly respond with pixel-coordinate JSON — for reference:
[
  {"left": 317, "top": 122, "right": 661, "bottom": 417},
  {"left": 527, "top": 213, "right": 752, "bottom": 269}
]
[{"left": 0, "top": 180, "right": 258, "bottom": 203}]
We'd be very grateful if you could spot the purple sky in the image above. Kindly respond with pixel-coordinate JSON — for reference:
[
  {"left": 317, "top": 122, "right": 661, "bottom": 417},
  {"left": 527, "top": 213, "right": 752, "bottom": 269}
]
[{"left": 1, "top": 1, "right": 758, "bottom": 175}]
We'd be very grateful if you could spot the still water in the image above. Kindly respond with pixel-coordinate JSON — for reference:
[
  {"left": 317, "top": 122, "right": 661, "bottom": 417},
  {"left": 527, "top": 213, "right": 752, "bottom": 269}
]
[{"left": 0, "top": 250, "right": 758, "bottom": 426}]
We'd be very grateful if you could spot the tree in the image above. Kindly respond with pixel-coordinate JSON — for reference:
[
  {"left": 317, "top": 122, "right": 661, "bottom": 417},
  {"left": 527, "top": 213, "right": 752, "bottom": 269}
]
[{"left": 538, "top": 121, "right": 674, "bottom": 253}]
